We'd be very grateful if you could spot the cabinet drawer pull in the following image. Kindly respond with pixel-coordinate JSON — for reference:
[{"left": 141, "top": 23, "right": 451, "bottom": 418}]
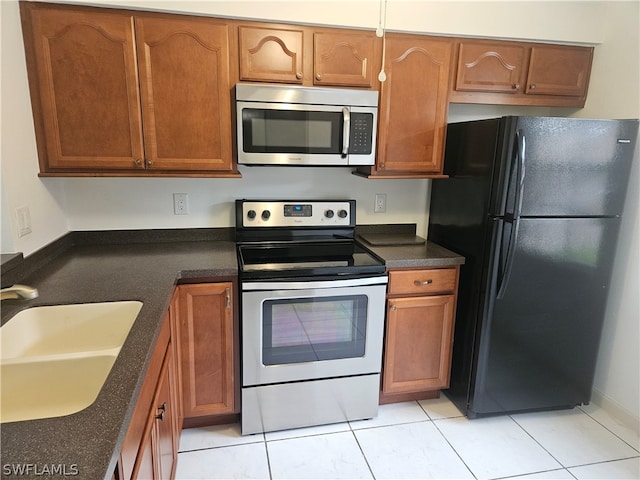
[{"left": 414, "top": 279, "right": 433, "bottom": 286}]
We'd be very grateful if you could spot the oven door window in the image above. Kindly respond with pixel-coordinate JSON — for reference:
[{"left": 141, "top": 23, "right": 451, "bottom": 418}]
[
  {"left": 242, "top": 108, "right": 342, "bottom": 154},
  {"left": 263, "top": 295, "right": 367, "bottom": 365}
]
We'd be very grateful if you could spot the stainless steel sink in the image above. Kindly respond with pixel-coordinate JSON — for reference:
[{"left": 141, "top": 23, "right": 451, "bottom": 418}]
[{"left": 0, "top": 301, "right": 142, "bottom": 423}]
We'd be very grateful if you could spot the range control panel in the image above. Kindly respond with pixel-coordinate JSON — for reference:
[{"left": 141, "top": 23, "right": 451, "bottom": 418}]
[{"left": 238, "top": 200, "right": 354, "bottom": 228}]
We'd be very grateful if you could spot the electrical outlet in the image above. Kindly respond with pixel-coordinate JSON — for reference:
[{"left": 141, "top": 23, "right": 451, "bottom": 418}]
[
  {"left": 173, "top": 193, "right": 189, "bottom": 215},
  {"left": 16, "top": 206, "right": 32, "bottom": 237},
  {"left": 374, "top": 193, "right": 387, "bottom": 213}
]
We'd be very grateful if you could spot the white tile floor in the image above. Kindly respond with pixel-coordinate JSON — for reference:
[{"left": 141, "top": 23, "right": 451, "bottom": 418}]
[{"left": 175, "top": 397, "right": 640, "bottom": 480}]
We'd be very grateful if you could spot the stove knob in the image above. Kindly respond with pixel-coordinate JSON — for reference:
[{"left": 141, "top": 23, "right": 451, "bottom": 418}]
[
  {"left": 325, "top": 209, "right": 335, "bottom": 218},
  {"left": 261, "top": 210, "right": 271, "bottom": 221},
  {"left": 338, "top": 209, "right": 348, "bottom": 218},
  {"left": 247, "top": 210, "right": 256, "bottom": 219}
]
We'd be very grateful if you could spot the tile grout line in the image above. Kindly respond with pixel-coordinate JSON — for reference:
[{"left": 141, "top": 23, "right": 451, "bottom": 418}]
[
  {"left": 415, "top": 400, "right": 479, "bottom": 480},
  {"left": 508, "top": 413, "right": 568, "bottom": 470},
  {"left": 263, "top": 437, "right": 274, "bottom": 480},
  {"left": 350, "top": 429, "right": 377, "bottom": 480},
  {"left": 577, "top": 405, "right": 640, "bottom": 453}
]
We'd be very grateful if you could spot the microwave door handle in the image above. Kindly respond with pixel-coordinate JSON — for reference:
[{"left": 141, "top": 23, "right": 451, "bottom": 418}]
[{"left": 342, "top": 107, "right": 350, "bottom": 157}]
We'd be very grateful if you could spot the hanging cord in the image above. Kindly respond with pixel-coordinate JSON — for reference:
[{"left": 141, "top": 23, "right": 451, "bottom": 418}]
[{"left": 377, "top": 0, "right": 388, "bottom": 82}]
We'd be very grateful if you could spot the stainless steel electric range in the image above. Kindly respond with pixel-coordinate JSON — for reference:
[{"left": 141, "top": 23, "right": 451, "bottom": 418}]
[{"left": 235, "top": 199, "right": 388, "bottom": 435}]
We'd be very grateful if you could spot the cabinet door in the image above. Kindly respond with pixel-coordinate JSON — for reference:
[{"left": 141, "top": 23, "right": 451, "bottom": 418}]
[
  {"left": 383, "top": 295, "right": 455, "bottom": 394},
  {"left": 22, "top": 5, "right": 144, "bottom": 171},
  {"left": 455, "top": 42, "right": 526, "bottom": 94},
  {"left": 132, "top": 430, "right": 155, "bottom": 480},
  {"left": 178, "top": 283, "right": 235, "bottom": 418},
  {"left": 168, "top": 289, "right": 183, "bottom": 435},
  {"left": 153, "top": 346, "right": 177, "bottom": 480},
  {"left": 313, "top": 32, "right": 378, "bottom": 87},
  {"left": 525, "top": 45, "right": 593, "bottom": 97},
  {"left": 135, "top": 16, "right": 233, "bottom": 171},
  {"left": 376, "top": 34, "right": 452, "bottom": 174},
  {"left": 239, "top": 26, "right": 304, "bottom": 83}
]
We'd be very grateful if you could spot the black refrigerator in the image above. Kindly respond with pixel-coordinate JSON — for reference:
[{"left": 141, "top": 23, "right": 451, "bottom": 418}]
[{"left": 429, "top": 116, "right": 638, "bottom": 418}]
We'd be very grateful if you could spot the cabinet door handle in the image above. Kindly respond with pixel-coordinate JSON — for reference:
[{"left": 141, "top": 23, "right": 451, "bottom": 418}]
[
  {"left": 529, "top": 84, "right": 536, "bottom": 90},
  {"left": 156, "top": 402, "right": 167, "bottom": 421},
  {"left": 134, "top": 158, "right": 143, "bottom": 167},
  {"left": 414, "top": 279, "right": 433, "bottom": 286},
  {"left": 296, "top": 72, "right": 303, "bottom": 80},
  {"left": 512, "top": 83, "right": 520, "bottom": 90},
  {"left": 390, "top": 304, "right": 396, "bottom": 311},
  {"left": 225, "top": 288, "right": 231, "bottom": 308}
]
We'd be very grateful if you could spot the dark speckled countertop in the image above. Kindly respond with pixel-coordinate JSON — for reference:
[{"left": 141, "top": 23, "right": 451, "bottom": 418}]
[
  {"left": 0, "top": 227, "right": 463, "bottom": 480},
  {"left": 1, "top": 231, "right": 237, "bottom": 480},
  {"left": 356, "top": 224, "right": 465, "bottom": 269}
]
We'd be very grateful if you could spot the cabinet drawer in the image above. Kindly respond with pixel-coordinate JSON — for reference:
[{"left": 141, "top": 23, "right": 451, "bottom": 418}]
[{"left": 388, "top": 268, "right": 457, "bottom": 295}]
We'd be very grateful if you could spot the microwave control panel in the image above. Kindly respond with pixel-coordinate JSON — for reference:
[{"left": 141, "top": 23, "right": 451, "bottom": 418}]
[{"left": 349, "top": 113, "right": 374, "bottom": 155}]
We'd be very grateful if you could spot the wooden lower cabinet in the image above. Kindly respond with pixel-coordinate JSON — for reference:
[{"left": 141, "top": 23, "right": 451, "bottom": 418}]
[
  {"left": 176, "top": 283, "right": 236, "bottom": 420},
  {"left": 381, "top": 267, "right": 459, "bottom": 403},
  {"left": 119, "top": 300, "right": 179, "bottom": 480}
]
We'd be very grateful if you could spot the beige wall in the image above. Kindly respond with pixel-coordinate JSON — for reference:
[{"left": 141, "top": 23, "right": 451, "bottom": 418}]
[
  {"left": 573, "top": 1, "right": 640, "bottom": 427},
  {"left": 1, "top": 0, "right": 637, "bottom": 422}
]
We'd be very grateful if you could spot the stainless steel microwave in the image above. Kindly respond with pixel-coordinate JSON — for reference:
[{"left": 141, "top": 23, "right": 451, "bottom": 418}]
[{"left": 235, "top": 83, "right": 378, "bottom": 166}]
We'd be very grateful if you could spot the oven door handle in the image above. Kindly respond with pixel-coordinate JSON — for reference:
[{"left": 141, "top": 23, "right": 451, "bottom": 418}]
[{"left": 241, "top": 275, "right": 388, "bottom": 291}]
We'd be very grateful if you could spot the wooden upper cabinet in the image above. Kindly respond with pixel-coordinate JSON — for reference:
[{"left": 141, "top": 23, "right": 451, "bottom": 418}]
[
  {"left": 21, "top": 5, "right": 144, "bottom": 171},
  {"left": 451, "top": 39, "right": 593, "bottom": 107},
  {"left": 525, "top": 45, "right": 593, "bottom": 97},
  {"left": 313, "top": 32, "right": 377, "bottom": 87},
  {"left": 455, "top": 42, "right": 526, "bottom": 94},
  {"left": 365, "top": 34, "right": 452, "bottom": 176},
  {"left": 238, "top": 24, "right": 379, "bottom": 88},
  {"left": 135, "top": 16, "right": 233, "bottom": 172},
  {"left": 20, "top": 3, "right": 237, "bottom": 176},
  {"left": 239, "top": 26, "right": 304, "bottom": 83}
]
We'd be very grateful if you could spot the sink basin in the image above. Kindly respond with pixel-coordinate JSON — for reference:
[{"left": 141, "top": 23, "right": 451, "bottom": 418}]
[
  {"left": 0, "top": 301, "right": 142, "bottom": 423},
  {"left": 1, "top": 301, "right": 143, "bottom": 360},
  {"left": 1, "top": 355, "right": 118, "bottom": 423}
]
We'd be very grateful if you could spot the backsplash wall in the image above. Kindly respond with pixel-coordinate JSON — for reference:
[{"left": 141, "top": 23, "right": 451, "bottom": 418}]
[{"left": 60, "top": 168, "right": 431, "bottom": 235}]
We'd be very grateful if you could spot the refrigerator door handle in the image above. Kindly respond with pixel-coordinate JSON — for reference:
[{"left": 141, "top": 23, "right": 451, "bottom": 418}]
[{"left": 497, "top": 130, "right": 526, "bottom": 299}]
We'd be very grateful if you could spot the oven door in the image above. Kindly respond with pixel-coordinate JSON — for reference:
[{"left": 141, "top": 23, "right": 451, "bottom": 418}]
[{"left": 241, "top": 276, "right": 387, "bottom": 386}]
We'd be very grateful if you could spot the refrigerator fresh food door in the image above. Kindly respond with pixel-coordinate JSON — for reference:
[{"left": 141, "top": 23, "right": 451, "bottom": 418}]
[
  {"left": 506, "top": 117, "right": 637, "bottom": 217},
  {"left": 471, "top": 216, "right": 621, "bottom": 417}
]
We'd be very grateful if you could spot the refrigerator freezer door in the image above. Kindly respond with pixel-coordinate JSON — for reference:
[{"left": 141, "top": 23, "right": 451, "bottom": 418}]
[
  {"left": 512, "top": 117, "right": 637, "bottom": 217},
  {"left": 470, "top": 216, "right": 621, "bottom": 417}
]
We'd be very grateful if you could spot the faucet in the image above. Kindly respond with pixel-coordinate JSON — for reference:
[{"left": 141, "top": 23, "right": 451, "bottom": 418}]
[{"left": 0, "top": 284, "right": 39, "bottom": 301}]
